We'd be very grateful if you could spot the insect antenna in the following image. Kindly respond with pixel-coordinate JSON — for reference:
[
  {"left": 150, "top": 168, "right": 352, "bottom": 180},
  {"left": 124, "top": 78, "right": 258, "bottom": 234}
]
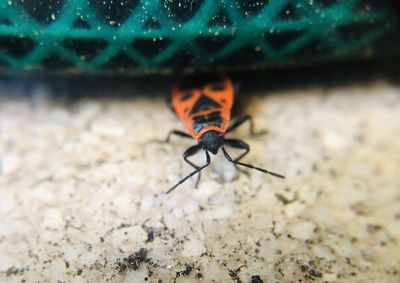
[
  {"left": 166, "top": 151, "right": 211, "bottom": 194},
  {"left": 221, "top": 147, "right": 285, "bottom": 179}
]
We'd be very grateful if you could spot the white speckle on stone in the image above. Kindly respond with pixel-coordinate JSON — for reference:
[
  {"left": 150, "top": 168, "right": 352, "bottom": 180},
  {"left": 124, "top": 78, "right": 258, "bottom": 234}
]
[
  {"left": 0, "top": 252, "right": 14, "bottom": 270},
  {"left": 289, "top": 221, "right": 316, "bottom": 240},
  {"left": 139, "top": 195, "right": 154, "bottom": 211},
  {"left": 192, "top": 181, "right": 219, "bottom": 199},
  {"left": 110, "top": 226, "right": 147, "bottom": 247},
  {"left": 181, "top": 238, "right": 206, "bottom": 257},
  {"left": 113, "top": 193, "right": 134, "bottom": 216},
  {"left": 312, "top": 244, "right": 335, "bottom": 261},
  {"left": 162, "top": 213, "right": 179, "bottom": 230},
  {"left": 99, "top": 162, "right": 120, "bottom": 177},
  {"left": 1, "top": 155, "right": 19, "bottom": 175},
  {"left": 91, "top": 121, "right": 125, "bottom": 137},
  {"left": 64, "top": 244, "right": 85, "bottom": 263},
  {"left": 203, "top": 206, "right": 232, "bottom": 220},
  {"left": 148, "top": 246, "right": 169, "bottom": 263},
  {"left": 260, "top": 246, "right": 280, "bottom": 263},
  {"left": 41, "top": 208, "right": 64, "bottom": 229},
  {"left": 182, "top": 200, "right": 200, "bottom": 214},
  {"left": 44, "top": 258, "right": 67, "bottom": 282},
  {"left": 123, "top": 267, "right": 148, "bottom": 283},
  {"left": 70, "top": 276, "right": 87, "bottom": 283},
  {"left": 322, "top": 130, "right": 349, "bottom": 148},
  {"left": 204, "top": 260, "right": 230, "bottom": 282},
  {"left": 284, "top": 202, "right": 305, "bottom": 218},
  {"left": 257, "top": 186, "right": 278, "bottom": 206}
]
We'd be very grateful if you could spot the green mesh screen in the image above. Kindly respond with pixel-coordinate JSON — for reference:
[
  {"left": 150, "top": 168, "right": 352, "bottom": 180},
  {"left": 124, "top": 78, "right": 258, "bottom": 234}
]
[{"left": 0, "top": 0, "right": 398, "bottom": 74}]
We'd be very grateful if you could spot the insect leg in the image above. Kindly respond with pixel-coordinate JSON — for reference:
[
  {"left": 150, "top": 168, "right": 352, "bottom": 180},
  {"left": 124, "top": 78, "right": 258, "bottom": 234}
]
[
  {"left": 163, "top": 130, "right": 192, "bottom": 143},
  {"left": 183, "top": 145, "right": 203, "bottom": 188},
  {"left": 167, "top": 151, "right": 211, "bottom": 194},
  {"left": 221, "top": 147, "right": 285, "bottom": 179},
  {"left": 224, "top": 139, "right": 249, "bottom": 162},
  {"left": 226, "top": 115, "right": 267, "bottom": 136},
  {"left": 224, "top": 139, "right": 250, "bottom": 175}
]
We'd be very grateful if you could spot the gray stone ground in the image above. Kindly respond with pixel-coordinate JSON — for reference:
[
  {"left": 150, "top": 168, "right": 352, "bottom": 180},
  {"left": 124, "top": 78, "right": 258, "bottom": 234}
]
[{"left": 0, "top": 76, "right": 399, "bottom": 282}]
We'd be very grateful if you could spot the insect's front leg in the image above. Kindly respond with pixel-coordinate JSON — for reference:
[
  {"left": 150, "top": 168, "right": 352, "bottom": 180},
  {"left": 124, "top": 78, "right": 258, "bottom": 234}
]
[
  {"left": 183, "top": 145, "right": 203, "bottom": 188},
  {"left": 224, "top": 139, "right": 251, "bottom": 176}
]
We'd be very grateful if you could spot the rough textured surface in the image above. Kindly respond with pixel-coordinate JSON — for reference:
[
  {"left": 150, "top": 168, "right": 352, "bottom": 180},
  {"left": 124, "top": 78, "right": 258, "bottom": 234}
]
[{"left": 0, "top": 77, "right": 399, "bottom": 282}]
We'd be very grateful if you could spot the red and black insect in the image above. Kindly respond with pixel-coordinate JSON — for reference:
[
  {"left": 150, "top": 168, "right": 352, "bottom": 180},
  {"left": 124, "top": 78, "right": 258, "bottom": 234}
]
[{"left": 165, "top": 74, "right": 284, "bottom": 193}]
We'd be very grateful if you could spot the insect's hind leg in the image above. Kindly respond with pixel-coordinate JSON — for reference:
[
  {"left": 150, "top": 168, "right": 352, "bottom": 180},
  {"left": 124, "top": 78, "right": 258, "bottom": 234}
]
[
  {"left": 227, "top": 115, "right": 267, "bottom": 136},
  {"left": 165, "top": 130, "right": 192, "bottom": 143},
  {"left": 183, "top": 145, "right": 203, "bottom": 188},
  {"left": 151, "top": 129, "right": 192, "bottom": 144}
]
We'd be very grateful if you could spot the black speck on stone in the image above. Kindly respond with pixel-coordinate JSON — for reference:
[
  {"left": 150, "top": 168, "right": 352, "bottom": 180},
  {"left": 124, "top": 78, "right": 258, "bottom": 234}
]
[
  {"left": 116, "top": 248, "right": 148, "bottom": 272},
  {"left": 176, "top": 263, "right": 193, "bottom": 277},
  {"left": 308, "top": 268, "right": 322, "bottom": 278},
  {"left": 251, "top": 275, "right": 264, "bottom": 283},
  {"left": 146, "top": 230, "right": 155, "bottom": 243}
]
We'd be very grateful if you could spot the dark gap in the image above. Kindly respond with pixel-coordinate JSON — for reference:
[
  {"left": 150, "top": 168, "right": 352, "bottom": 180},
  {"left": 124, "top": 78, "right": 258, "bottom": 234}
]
[
  {"left": 315, "top": 0, "right": 339, "bottom": 8},
  {"left": 287, "top": 39, "right": 331, "bottom": 59},
  {"left": 352, "top": 0, "right": 386, "bottom": 13},
  {"left": 236, "top": 0, "right": 268, "bottom": 18},
  {"left": 220, "top": 44, "right": 266, "bottom": 66},
  {"left": 143, "top": 17, "right": 161, "bottom": 30},
  {"left": 102, "top": 53, "right": 138, "bottom": 69},
  {"left": 0, "top": 18, "right": 13, "bottom": 26},
  {"left": 338, "top": 22, "right": 379, "bottom": 41},
  {"left": 0, "top": 59, "right": 8, "bottom": 67},
  {"left": 264, "top": 31, "right": 303, "bottom": 50},
  {"left": 72, "top": 17, "right": 91, "bottom": 29},
  {"left": 195, "top": 36, "right": 234, "bottom": 54},
  {"left": 63, "top": 39, "right": 108, "bottom": 61},
  {"left": 207, "top": 9, "right": 232, "bottom": 27},
  {"left": 132, "top": 38, "right": 172, "bottom": 58},
  {"left": 0, "top": 36, "right": 36, "bottom": 58},
  {"left": 17, "top": 0, "right": 64, "bottom": 25},
  {"left": 41, "top": 54, "right": 74, "bottom": 69},
  {"left": 162, "top": 50, "right": 199, "bottom": 70},
  {"left": 90, "top": 0, "right": 139, "bottom": 27},
  {"left": 179, "top": 74, "right": 221, "bottom": 90},
  {"left": 163, "top": 0, "right": 204, "bottom": 23},
  {"left": 276, "top": 3, "right": 300, "bottom": 21}
]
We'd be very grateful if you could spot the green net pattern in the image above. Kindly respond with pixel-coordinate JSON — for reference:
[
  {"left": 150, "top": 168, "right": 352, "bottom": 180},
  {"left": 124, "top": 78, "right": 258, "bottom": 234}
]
[{"left": 0, "top": 0, "right": 396, "bottom": 73}]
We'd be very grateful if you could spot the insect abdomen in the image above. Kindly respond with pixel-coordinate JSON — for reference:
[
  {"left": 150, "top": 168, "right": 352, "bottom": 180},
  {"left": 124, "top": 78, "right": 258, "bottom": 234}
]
[{"left": 192, "top": 111, "right": 223, "bottom": 133}]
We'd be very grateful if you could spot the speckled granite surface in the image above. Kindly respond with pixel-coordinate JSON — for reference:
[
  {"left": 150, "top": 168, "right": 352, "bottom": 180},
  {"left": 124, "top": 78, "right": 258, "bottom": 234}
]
[{"left": 0, "top": 78, "right": 399, "bottom": 283}]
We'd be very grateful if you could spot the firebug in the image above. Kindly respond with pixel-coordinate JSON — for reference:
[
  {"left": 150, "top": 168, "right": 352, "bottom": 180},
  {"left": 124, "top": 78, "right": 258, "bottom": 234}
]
[{"left": 164, "top": 74, "right": 284, "bottom": 193}]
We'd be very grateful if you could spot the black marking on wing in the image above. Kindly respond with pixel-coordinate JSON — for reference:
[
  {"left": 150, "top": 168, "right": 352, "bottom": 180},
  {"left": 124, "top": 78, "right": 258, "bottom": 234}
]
[
  {"left": 180, "top": 91, "right": 193, "bottom": 102},
  {"left": 189, "top": 95, "right": 221, "bottom": 115}
]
